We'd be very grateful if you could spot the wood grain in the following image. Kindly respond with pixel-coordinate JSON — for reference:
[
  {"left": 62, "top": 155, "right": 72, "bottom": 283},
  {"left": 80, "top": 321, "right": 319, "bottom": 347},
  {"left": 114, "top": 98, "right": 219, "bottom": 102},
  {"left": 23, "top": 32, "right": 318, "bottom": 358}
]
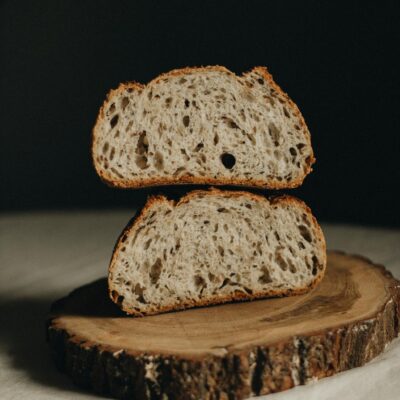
[{"left": 47, "top": 251, "right": 400, "bottom": 399}]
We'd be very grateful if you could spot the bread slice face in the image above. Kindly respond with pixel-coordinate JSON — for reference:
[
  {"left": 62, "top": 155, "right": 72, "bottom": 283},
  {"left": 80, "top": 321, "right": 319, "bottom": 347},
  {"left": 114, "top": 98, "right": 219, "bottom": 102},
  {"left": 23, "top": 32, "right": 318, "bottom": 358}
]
[
  {"left": 93, "top": 66, "right": 315, "bottom": 189},
  {"left": 109, "top": 189, "right": 326, "bottom": 316}
]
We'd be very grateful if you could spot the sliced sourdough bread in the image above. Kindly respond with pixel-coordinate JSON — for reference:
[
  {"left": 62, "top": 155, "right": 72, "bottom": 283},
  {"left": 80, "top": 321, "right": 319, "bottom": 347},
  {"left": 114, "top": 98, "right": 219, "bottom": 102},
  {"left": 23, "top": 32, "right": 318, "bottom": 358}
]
[
  {"left": 109, "top": 189, "right": 326, "bottom": 316},
  {"left": 93, "top": 66, "right": 315, "bottom": 189}
]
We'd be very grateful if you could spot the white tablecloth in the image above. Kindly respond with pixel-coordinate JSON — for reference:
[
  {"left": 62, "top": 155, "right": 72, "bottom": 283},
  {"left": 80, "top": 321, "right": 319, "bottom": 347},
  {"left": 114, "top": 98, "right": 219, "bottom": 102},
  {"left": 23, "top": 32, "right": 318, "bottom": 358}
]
[{"left": 0, "top": 211, "right": 399, "bottom": 400}]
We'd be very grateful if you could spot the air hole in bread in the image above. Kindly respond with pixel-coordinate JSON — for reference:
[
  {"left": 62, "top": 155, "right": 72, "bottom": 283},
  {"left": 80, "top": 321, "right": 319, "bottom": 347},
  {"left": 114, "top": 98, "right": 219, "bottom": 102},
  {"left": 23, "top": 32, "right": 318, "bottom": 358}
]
[
  {"left": 135, "top": 132, "right": 149, "bottom": 169},
  {"left": 219, "top": 278, "right": 231, "bottom": 289},
  {"left": 288, "top": 259, "right": 297, "bottom": 273},
  {"left": 223, "top": 117, "right": 240, "bottom": 129},
  {"left": 244, "top": 133, "right": 255, "bottom": 145},
  {"left": 165, "top": 97, "right": 172, "bottom": 107},
  {"left": 259, "top": 266, "right": 272, "bottom": 283},
  {"left": 275, "top": 252, "right": 288, "bottom": 271},
  {"left": 102, "top": 142, "right": 109, "bottom": 155},
  {"left": 194, "top": 275, "right": 206, "bottom": 289},
  {"left": 244, "top": 217, "right": 252, "bottom": 227},
  {"left": 220, "top": 153, "right": 236, "bottom": 169},
  {"left": 265, "top": 96, "right": 275, "bottom": 106},
  {"left": 289, "top": 147, "right": 297, "bottom": 156},
  {"left": 110, "top": 167, "right": 123, "bottom": 178},
  {"left": 213, "top": 133, "right": 219, "bottom": 145},
  {"left": 311, "top": 262, "right": 318, "bottom": 275},
  {"left": 143, "top": 238, "right": 152, "bottom": 250},
  {"left": 149, "top": 258, "right": 162, "bottom": 284},
  {"left": 180, "top": 148, "right": 189, "bottom": 161},
  {"left": 109, "top": 147, "right": 115, "bottom": 161},
  {"left": 268, "top": 122, "right": 280, "bottom": 146},
  {"left": 121, "top": 97, "right": 129, "bottom": 110},
  {"left": 133, "top": 283, "right": 147, "bottom": 304},
  {"left": 243, "top": 286, "right": 253, "bottom": 295},
  {"left": 109, "top": 103, "right": 116, "bottom": 114},
  {"left": 183, "top": 115, "right": 190, "bottom": 127},
  {"left": 208, "top": 272, "right": 217, "bottom": 282},
  {"left": 154, "top": 152, "right": 164, "bottom": 170},
  {"left": 218, "top": 246, "right": 225, "bottom": 257},
  {"left": 312, "top": 255, "right": 321, "bottom": 275},
  {"left": 110, "top": 114, "right": 119, "bottom": 129},
  {"left": 297, "top": 143, "right": 306, "bottom": 150},
  {"left": 173, "top": 167, "right": 186, "bottom": 176},
  {"left": 194, "top": 143, "right": 204, "bottom": 152},
  {"left": 299, "top": 225, "right": 312, "bottom": 242},
  {"left": 283, "top": 107, "right": 290, "bottom": 118},
  {"left": 184, "top": 99, "right": 190, "bottom": 108},
  {"left": 257, "top": 78, "right": 264, "bottom": 85}
]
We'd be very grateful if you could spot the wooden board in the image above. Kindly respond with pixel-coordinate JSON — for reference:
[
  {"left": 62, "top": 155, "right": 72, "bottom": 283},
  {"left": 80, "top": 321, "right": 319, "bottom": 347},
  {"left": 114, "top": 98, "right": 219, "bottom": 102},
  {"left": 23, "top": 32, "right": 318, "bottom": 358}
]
[{"left": 47, "top": 251, "right": 400, "bottom": 399}]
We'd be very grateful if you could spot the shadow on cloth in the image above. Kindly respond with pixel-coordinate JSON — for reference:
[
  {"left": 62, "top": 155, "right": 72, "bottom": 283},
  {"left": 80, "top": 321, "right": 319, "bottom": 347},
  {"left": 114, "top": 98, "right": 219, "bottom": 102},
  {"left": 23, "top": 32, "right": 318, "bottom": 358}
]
[{"left": 0, "top": 279, "right": 121, "bottom": 397}]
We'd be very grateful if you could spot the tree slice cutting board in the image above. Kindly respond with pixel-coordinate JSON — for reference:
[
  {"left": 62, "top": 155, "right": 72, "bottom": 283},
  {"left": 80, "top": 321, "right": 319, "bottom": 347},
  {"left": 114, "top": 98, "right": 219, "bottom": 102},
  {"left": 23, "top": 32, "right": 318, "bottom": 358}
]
[{"left": 47, "top": 251, "right": 400, "bottom": 400}]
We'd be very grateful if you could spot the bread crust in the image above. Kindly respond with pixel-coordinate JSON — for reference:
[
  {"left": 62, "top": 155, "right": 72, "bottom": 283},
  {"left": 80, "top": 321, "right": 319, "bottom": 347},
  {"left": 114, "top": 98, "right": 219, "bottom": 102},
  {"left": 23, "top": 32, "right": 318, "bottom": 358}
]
[
  {"left": 108, "top": 188, "right": 326, "bottom": 316},
  {"left": 92, "top": 66, "right": 315, "bottom": 190}
]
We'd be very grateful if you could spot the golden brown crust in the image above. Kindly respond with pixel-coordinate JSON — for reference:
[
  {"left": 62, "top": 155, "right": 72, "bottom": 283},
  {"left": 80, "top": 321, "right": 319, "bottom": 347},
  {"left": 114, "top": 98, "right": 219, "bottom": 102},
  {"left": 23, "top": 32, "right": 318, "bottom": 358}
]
[
  {"left": 96, "top": 173, "right": 308, "bottom": 190},
  {"left": 92, "top": 66, "right": 315, "bottom": 190},
  {"left": 108, "top": 188, "right": 326, "bottom": 316}
]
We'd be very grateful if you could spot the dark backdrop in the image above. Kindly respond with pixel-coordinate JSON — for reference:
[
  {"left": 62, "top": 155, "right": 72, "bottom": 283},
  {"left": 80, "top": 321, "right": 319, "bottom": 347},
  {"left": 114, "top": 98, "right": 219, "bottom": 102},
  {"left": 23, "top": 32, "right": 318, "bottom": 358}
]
[{"left": 1, "top": 1, "right": 399, "bottom": 226}]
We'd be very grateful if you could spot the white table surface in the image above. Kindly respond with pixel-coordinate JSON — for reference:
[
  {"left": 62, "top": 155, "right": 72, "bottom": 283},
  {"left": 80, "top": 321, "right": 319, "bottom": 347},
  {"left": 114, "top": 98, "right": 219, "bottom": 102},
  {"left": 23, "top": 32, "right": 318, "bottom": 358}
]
[{"left": 0, "top": 210, "right": 399, "bottom": 400}]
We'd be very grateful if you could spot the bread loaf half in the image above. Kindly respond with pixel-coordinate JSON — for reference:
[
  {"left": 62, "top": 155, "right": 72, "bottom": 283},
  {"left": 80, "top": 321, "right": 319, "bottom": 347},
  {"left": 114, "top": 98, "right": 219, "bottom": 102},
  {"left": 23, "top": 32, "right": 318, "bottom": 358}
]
[
  {"left": 109, "top": 189, "right": 326, "bottom": 316},
  {"left": 93, "top": 66, "right": 315, "bottom": 189}
]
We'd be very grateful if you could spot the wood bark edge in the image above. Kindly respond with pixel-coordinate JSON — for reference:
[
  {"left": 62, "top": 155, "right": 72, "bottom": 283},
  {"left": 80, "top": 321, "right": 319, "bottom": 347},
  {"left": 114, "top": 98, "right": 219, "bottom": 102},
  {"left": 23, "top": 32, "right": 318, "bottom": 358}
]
[{"left": 46, "top": 251, "right": 400, "bottom": 399}]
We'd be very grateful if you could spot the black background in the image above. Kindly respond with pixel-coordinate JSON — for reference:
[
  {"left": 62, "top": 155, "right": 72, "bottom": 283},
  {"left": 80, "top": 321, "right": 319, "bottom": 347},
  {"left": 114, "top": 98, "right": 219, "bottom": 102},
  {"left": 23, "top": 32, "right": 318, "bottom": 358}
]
[{"left": 1, "top": 1, "right": 399, "bottom": 226}]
